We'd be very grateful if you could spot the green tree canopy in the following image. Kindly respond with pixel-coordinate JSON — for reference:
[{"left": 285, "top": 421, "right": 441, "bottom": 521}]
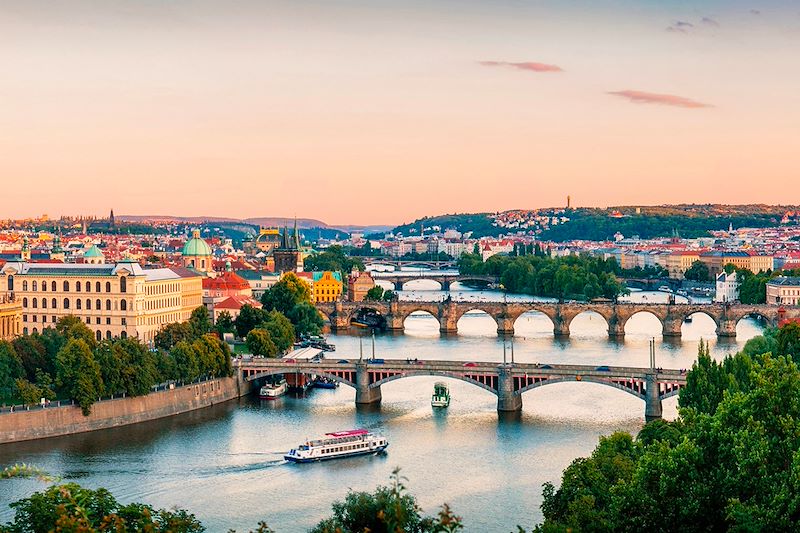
[
  {"left": 55, "top": 338, "right": 103, "bottom": 415},
  {"left": 260, "top": 273, "right": 312, "bottom": 315},
  {"left": 286, "top": 302, "right": 322, "bottom": 338},
  {"left": 0, "top": 340, "right": 23, "bottom": 401},
  {"left": 261, "top": 310, "right": 296, "bottom": 352},
  {"left": 683, "top": 260, "right": 710, "bottom": 282},
  {"left": 246, "top": 329, "right": 278, "bottom": 357}
]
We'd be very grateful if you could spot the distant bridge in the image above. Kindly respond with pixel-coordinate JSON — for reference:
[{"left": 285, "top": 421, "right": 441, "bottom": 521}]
[
  {"left": 363, "top": 259, "right": 458, "bottom": 270},
  {"left": 316, "top": 300, "right": 797, "bottom": 339},
  {"left": 369, "top": 271, "right": 498, "bottom": 291},
  {"left": 236, "top": 358, "right": 684, "bottom": 419}
]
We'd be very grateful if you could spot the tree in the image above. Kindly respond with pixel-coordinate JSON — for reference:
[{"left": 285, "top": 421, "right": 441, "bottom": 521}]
[
  {"left": 246, "top": 329, "right": 278, "bottom": 357},
  {"left": 55, "top": 315, "right": 97, "bottom": 348},
  {"left": 154, "top": 322, "right": 192, "bottom": 351},
  {"left": 192, "top": 334, "right": 232, "bottom": 378},
  {"left": 171, "top": 341, "right": 200, "bottom": 382},
  {"left": 286, "top": 302, "right": 322, "bottom": 337},
  {"left": 235, "top": 305, "right": 267, "bottom": 338},
  {"left": 11, "top": 335, "right": 48, "bottom": 383},
  {"left": 365, "top": 286, "right": 385, "bottom": 301},
  {"left": 310, "top": 469, "right": 460, "bottom": 533},
  {"left": 777, "top": 322, "right": 800, "bottom": 362},
  {"left": 303, "top": 244, "right": 364, "bottom": 273},
  {"left": 114, "top": 337, "right": 159, "bottom": 396},
  {"left": 55, "top": 339, "right": 103, "bottom": 415},
  {"left": 215, "top": 310, "right": 235, "bottom": 337},
  {"left": 383, "top": 290, "right": 396, "bottom": 302},
  {"left": 93, "top": 341, "right": 124, "bottom": 396},
  {"left": 683, "top": 260, "right": 710, "bottom": 282},
  {"left": 188, "top": 306, "right": 212, "bottom": 339},
  {"left": 260, "top": 273, "right": 312, "bottom": 315},
  {"left": 13, "top": 378, "right": 45, "bottom": 405},
  {"left": 261, "top": 311, "right": 296, "bottom": 352},
  {"left": 4, "top": 482, "right": 204, "bottom": 533},
  {"left": 0, "top": 340, "right": 23, "bottom": 401}
]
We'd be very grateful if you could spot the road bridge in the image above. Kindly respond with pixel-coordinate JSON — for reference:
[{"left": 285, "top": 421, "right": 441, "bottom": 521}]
[
  {"left": 370, "top": 271, "right": 498, "bottom": 291},
  {"left": 317, "top": 300, "right": 797, "bottom": 339},
  {"left": 363, "top": 259, "right": 458, "bottom": 270},
  {"left": 236, "top": 358, "right": 685, "bottom": 420}
]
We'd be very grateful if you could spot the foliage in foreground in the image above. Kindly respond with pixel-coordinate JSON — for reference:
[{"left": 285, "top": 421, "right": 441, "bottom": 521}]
[
  {"left": 535, "top": 329, "right": 800, "bottom": 532},
  {"left": 1, "top": 483, "right": 204, "bottom": 533}
]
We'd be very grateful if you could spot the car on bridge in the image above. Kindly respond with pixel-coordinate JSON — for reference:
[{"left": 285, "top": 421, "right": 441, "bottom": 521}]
[
  {"left": 337, "top": 359, "right": 349, "bottom": 364},
  {"left": 595, "top": 365, "right": 611, "bottom": 372},
  {"left": 368, "top": 358, "right": 385, "bottom": 364},
  {"left": 462, "top": 362, "right": 477, "bottom": 367}
]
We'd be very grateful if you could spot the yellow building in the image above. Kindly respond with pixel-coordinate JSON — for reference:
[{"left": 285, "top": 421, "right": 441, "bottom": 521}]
[
  {"left": 0, "top": 261, "right": 202, "bottom": 345},
  {"left": 0, "top": 295, "right": 22, "bottom": 341},
  {"left": 348, "top": 269, "right": 375, "bottom": 302},
  {"left": 312, "top": 271, "right": 343, "bottom": 303},
  {"left": 666, "top": 252, "right": 700, "bottom": 279}
]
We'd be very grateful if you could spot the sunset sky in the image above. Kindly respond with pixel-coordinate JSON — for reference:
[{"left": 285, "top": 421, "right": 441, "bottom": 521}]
[{"left": 2, "top": 0, "right": 799, "bottom": 225}]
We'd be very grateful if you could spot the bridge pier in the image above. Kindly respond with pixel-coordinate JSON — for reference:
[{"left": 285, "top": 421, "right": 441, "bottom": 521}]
[
  {"left": 355, "top": 363, "right": 382, "bottom": 405},
  {"left": 496, "top": 316, "right": 515, "bottom": 337},
  {"left": 497, "top": 366, "right": 522, "bottom": 412},
  {"left": 607, "top": 317, "right": 625, "bottom": 338},
  {"left": 385, "top": 314, "right": 404, "bottom": 333},
  {"left": 553, "top": 319, "right": 570, "bottom": 337},
  {"left": 441, "top": 280, "right": 451, "bottom": 291},
  {"left": 662, "top": 317, "right": 682, "bottom": 339},
  {"left": 716, "top": 319, "right": 737, "bottom": 338},
  {"left": 644, "top": 374, "right": 662, "bottom": 422}
]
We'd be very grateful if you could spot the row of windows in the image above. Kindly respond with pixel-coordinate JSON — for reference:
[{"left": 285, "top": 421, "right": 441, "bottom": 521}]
[
  {"left": 22, "top": 327, "right": 128, "bottom": 340},
  {"left": 15, "top": 278, "right": 126, "bottom": 293},
  {"left": 23, "top": 314, "right": 126, "bottom": 326},
  {"left": 22, "top": 297, "right": 129, "bottom": 311},
  {"left": 146, "top": 282, "right": 180, "bottom": 296},
  {"left": 322, "top": 442, "right": 370, "bottom": 454}
]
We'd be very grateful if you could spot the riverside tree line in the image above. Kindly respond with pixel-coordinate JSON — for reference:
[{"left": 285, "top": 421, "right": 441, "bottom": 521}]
[
  {"left": 4, "top": 322, "right": 800, "bottom": 531},
  {"left": 0, "top": 273, "right": 323, "bottom": 414}
]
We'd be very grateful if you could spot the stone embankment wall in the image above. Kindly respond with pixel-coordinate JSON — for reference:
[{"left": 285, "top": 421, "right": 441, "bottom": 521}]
[{"left": 0, "top": 375, "right": 250, "bottom": 444}]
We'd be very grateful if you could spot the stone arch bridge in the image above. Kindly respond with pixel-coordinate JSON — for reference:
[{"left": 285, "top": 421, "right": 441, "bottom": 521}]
[
  {"left": 236, "top": 358, "right": 684, "bottom": 420},
  {"left": 316, "top": 300, "right": 796, "bottom": 339},
  {"left": 370, "top": 272, "right": 498, "bottom": 291}
]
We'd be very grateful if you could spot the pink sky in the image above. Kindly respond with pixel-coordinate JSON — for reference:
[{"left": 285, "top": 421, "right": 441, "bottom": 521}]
[{"left": 1, "top": 1, "right": 799, "bottom": 225}]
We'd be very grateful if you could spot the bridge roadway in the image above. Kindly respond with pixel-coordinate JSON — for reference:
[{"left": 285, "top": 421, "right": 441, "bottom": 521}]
[
  {"left": 236, "top": 358, "right": 685, "bottom": 420},
  {"left": 317, "top": 300, "right": 799, "bottom": 339},
  {"left": 363, "top": 259, "right": 458, "bottom": 270},
  {"left": 369, "top": 271, "right": 498, "bottom": 291}
]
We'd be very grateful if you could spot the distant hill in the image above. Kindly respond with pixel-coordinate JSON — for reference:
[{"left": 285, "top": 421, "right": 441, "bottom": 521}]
[{"left": 117, "top": 215, "right": 391, "bottom": 234}]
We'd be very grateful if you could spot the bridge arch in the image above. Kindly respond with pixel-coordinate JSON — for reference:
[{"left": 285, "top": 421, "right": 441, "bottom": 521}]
[
  {"left": 680, "top": 310, "right": 720, "bottom": 338},
  {"left": 246, "top": 369, "right": 357, "bottom": 389},
  {"left": 564, "top": 310, "right": 610, "bottom": 337},
  {"left": 455, "top": 307, "right": 499, "bottom": 334},
  {"left": 512, "top": 310, "right": 556, "bottom": 336},
  {"left": 402, "top": 309, "right": 442, "bottom": 333},
  {"left": 398, "top": 278, "right": 444, "bottom": 291},
  {"left": 517, "top": 376, "right": 646, "bottom": 400},
  {"left": 369, "top": 370, "right": 498, "bottom": 395},
  {"left": 622, "top": 310, "right": 664, "bottom": 336}
]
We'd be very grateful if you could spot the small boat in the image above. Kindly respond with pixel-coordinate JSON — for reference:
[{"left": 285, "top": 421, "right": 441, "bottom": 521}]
[
  {"left": 312, "top": 376, "right": 339, "bottom": 389},
  {"left": 284, "top": 429, "right": 388, "bottom": 463},
  {"left": 259, "top": 378, "right": 288, "bottom": 400},
  {"left": 431, "top": 382, "right": 450, "bottom": 408}
]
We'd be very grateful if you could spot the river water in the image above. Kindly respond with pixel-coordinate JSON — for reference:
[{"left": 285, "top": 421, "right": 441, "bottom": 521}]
[{"left": 0, "top": 285, "right": 763, "bottom": 532}]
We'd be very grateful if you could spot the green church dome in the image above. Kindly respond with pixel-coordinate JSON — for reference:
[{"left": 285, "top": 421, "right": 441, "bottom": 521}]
[
  {"left": 84, "top": 245, "right": 104, "bottom": 258},
  {"left": 182, "top": 230, "right": 212, "bottom": 257}
]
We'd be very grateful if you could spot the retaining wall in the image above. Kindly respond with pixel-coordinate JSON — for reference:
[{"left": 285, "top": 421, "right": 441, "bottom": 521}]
[{"left": 0, "top": 375, "right": 250, "bottom": 444}]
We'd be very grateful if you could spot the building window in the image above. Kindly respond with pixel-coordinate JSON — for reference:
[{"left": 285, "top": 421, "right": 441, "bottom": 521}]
[
  {"left": 106, "top": 299, "right": 111, "bottom": 311},
  {"left": 52, "top": 316, "right": 56, "bottom": 323},
  {"left": 95, "top": 330, "right": 102, "bottom": 341},
  {"left": 63, "top": 281, "right": 70, "bottom": 292},
  {"left": 121, "top": 317, "right": 127, "bottom": 325},
  {"left": 42, "top": 298, "right": 47, "bottom": 309},
  {"left": 96, "top": 317, "right": 100, "bottom": 324},
  {"left": 76, "top": 282, "right": 81, "bottom": 292},
  {"left": 120, "top": 331, "right": 127, "bottom": 339},
  {"left": 42, "top": 315, "right": 47, "bottom": 323},
  {"left": 32, "top": 281, "right": 37, "bottom": 291},
  {"left": 85, "top": 317, "right": 90, "bottom": 324},
  {"left": 96, "top": 281, "right": 101, "bottom": 292},
  {"left": 96, "top": 299, "right": 101, "bottom": 310},
  {"left": 22, "top": 327, "right": 28, "bottom": 335},
  {"left": 7, "top": 275, "right": 13, "bottom": 291},
  {"left": 120, "top": 276, "right": 127, "bottom": 293},
  {"left": 106, "top": 317, "right": 111, "bottom": 325},
  {"left": 121, "top": 300, "right": 127, "bottom": 311},
  {"left": 64, "top": 298, "right": 70, "bottom": 309},
  {"left": 76, "top": 300, "right": 82, "bottom": 310},
  {"left": 51, "top": 298, "right": 57, "bottom": 309},
  {"left": 51, "top": 281, "right": 56, "bottom": 291},
  {"left": 106, "top": 282, "right": 111, "bottom": 293},
  {"left": 86, "top": 299, "right": 91, "bottom": 310},
  {"left": 22, "top": 281, "right": 28, "bottom": 291},
  {"left": 22, "top": 297, "right": 28, "bottom": 308},
  {"left": 22, "top": 315, "right": 27, "bottom": 322},
  {"left": 32, "top": 315, "right": 37, "bottom": 322},
  {"left": 106, "top": 330, "right": 112, "bottom": 340},
  {"left": 85, "top": 281, "right": 91, "bottom": 293}
]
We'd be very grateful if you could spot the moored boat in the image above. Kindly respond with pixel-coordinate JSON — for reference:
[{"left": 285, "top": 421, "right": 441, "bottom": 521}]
[
  {"left": 431, "top": 382, "right": 450, "bottom": 408},
  {"left": 312, "top": 376, "right": 339, "bottom": 389},
  {"left": 284, "top": 429, "right": 388, "bottom": 463},
  {"left": 259, "top": 378, "right": 288, "bottom": 400}
]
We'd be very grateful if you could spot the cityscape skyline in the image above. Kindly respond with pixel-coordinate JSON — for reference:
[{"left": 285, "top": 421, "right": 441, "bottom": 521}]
[{"left": 3, "top": 0, "right": 799, "bottom": 223}]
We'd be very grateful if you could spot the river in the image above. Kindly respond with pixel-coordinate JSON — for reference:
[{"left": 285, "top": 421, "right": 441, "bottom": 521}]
[{"left": 0, "top": 285, "right": 763, "bottom": 532}]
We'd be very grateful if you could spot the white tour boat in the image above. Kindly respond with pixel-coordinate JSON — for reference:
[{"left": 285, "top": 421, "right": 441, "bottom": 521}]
[
  {"left": 259, "top": 378, "right": 288, "bottom": 400},
  {"left": 284, "top": 429, "right": 388, "bottom": 463}
]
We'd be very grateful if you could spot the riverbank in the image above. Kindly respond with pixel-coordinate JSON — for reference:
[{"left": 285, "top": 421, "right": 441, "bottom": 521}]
[{"left": 0, "top": 374, "right": 251, "bottom": 445}]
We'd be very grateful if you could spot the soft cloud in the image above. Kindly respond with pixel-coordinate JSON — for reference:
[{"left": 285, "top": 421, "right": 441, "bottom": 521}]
[
  {"left": 479, "top": 60, "right": 563, "bottom": 73},
  {"left": 701, "top": 17, "right": 720, "bottom": 27},
  {"left": 608, "top": 90, "right": 712, "bottom": 109},
  {"left": 666, "top": 20, "right": 694, "bottom": 33}
]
